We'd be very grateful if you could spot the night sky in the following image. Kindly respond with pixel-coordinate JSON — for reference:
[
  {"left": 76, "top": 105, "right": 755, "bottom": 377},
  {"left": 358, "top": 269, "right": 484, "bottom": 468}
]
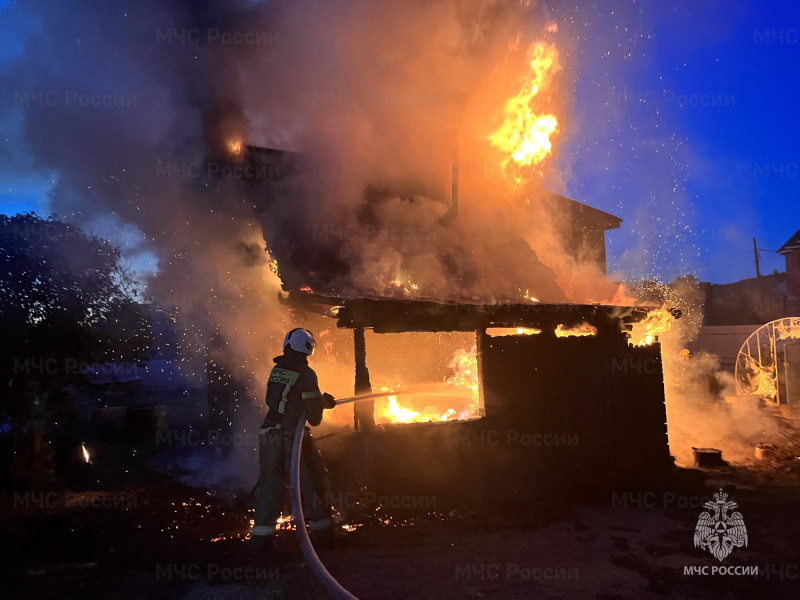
[
  {"left": 1, "top": 0, "right": 798, "bottom": 285},
  {"left": 554, "top": 0, "right": 800, "bottom": 283}
]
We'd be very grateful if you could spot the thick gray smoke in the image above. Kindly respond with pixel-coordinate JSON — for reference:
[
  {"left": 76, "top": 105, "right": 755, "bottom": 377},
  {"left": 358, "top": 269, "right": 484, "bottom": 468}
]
[
  {"left": 240, "top": 0, "right": 575, "bottom": 302},
  {"left": 0, "top": 0, "right": 589, "bottom": 371},
  {"left": 3, "top": 0, "right": 600, "bottom": 487},
  {"left": 4, "top": 0, "right": 778, "bottom": 487}
]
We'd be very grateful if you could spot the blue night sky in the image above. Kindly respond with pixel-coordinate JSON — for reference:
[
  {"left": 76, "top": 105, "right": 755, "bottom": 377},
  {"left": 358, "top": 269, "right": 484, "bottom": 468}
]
[
  {"left": 1, "top": 0, "right": 798, "bottom": 285},
  {"left": 555, "top": 0, "right": 800, "bottom": 283}
]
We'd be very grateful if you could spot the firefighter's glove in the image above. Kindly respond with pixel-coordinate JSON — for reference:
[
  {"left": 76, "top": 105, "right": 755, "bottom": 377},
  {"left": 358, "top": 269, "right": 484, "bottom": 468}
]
[{"left": 322, "top": 393, "right": 336, "bottom": 409}]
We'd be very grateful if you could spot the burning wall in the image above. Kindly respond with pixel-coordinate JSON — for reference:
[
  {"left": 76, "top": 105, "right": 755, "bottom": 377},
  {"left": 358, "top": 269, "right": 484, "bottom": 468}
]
[
  {"left": 314, "top": 302, "right": 672, "bottom": 507},
  {"left": 480, "top": 325, "right": 670, "bottom": 473}
]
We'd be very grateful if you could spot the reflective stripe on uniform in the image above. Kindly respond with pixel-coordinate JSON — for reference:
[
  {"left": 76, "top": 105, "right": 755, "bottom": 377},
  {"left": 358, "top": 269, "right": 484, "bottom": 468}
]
[
  {"left": 301, "top": 390, "right": 322, "bottom": 400},
  {"left": 251, "top": 524, "right": 275, "bottom": 536},
  {"left": 269, "top": 368, "right": 300, "bottom": 415},
  {"left": 279, "top": 385, "right": 290, "bottom": 414}
]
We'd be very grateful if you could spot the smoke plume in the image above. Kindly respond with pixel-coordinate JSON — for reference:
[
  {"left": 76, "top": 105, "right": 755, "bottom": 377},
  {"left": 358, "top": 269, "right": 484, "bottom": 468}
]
[{"left": 2, "top": 0, "right": 705, "bottom": 485}]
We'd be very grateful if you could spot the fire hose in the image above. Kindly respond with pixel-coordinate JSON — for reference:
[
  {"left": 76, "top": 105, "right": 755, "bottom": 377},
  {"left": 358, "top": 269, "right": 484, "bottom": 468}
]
[{"left": 290, "top": 392, "right": 401, "bottom": 600}]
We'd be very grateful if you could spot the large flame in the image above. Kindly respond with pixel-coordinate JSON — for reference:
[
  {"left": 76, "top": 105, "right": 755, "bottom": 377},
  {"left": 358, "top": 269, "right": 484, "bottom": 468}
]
[
  {"left": 489, "top": 41, "right": 561, "bottom": 179},
  {"left": 629, "top": 306, "right": 675, "bottom": 346},
  {"left": 375, "top": 390, "right": 458, "bottom": 424},
  {"left": 374, "top": 346, "right": 481, "bottom": 424},
  {"left": 386, "top": 394, "right": 421, "bottom": 422}
]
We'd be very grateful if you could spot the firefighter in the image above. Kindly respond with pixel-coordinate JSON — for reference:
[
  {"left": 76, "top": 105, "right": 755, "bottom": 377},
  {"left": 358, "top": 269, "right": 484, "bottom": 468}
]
[{"left": 251, "top": 328, "right": 337, "bottom": 551}]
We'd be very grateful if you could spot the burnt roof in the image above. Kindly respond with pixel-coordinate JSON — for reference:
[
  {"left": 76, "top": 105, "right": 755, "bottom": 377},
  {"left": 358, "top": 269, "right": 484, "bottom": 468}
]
[
  {"left": 778, "top": 228, "right": 800, "bottom": 255},
  {"left": 534, "top": 192, "right": 622, "bottom": 232},
  {"left": 280, "top": 292, "right": 648, "bottom": 333},
  {"left": 246, "top": 144, "right": 623, "bottom": 297}
]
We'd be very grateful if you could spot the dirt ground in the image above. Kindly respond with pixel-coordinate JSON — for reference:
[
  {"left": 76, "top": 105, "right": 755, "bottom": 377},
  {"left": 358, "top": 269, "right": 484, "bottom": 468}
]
[{"left": 1, "top": 464, "right": 798, "bottom": 599}]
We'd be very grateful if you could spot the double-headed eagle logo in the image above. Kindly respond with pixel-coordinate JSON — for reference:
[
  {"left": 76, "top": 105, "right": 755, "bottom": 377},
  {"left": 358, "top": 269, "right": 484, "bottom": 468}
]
[{"left": 694, "top": 488, "right": 748, "bottom": 561}]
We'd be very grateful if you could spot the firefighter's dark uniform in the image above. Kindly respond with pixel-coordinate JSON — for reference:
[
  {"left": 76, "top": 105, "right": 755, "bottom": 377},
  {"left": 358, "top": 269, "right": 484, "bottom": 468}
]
[{"left": 252, "top": 348, "right": 333, "bottom": 538}]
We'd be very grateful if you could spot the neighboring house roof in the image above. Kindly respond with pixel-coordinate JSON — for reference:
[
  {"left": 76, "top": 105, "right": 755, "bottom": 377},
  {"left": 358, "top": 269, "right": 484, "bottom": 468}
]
[
  {"left": 538, "top": 192, "right": 623, "bottom": 232},
  {"left": 778, "top": 228, "right": 800, "bottom": 255}
]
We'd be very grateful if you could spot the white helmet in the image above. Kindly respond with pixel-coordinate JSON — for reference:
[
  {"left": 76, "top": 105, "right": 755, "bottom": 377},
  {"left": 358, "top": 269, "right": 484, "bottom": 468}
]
[{"left": 284, "top": 328, "right": 316, "bottom": 356}]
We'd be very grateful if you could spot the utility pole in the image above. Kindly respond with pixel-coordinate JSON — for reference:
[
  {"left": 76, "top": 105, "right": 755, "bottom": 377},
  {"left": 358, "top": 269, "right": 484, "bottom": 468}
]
[{"left": 754, "top": 237, "right": 762, "bottom": 278}]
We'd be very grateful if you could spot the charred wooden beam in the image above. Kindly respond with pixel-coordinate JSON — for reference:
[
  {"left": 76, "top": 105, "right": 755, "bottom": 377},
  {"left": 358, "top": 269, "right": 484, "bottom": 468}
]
[
  {"left": 353, "top": 326, "right": 374, "bottom": 430},
  {"left": 334, "top": 298, "right": 650, "bottom": 333}
]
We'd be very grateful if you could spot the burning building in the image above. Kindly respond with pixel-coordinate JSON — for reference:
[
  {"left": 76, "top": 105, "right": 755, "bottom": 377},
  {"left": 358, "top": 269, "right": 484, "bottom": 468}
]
[
  {"left": 227, "top": 34, "right": 675, "bottom": 503},
  {"left": 233, "top": 134, "right": 676, "bottom": 504},
  {"left": 149, "top": 18, "right": 679, "bottom": 502},
  {"left": 260, "top": 294, "right": 674, "bottom": 506}
]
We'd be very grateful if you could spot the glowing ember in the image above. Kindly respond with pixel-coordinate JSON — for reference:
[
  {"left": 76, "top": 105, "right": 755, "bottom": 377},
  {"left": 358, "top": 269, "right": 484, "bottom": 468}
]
[
  {"left": 629, "top": 306, "right": 675, "bottom": 346},
  {"left": 489, "top": 41, "right": 561, "bottom": 180},
  {"left": 519, "top": 288, "right": 540, "bottom": 302},
  {"left": 555, "top": 322, "right": 597, "bottom": 338},
  {"left": 524, "top": 292, "right": 539, "bottom": 303},
  {"left": 267, "top": 256, "right": 279, "bottom": 276},
  {"left": 275, "top": 514, "right": 296, "bottom": 530},
  {"left": 81, "top": 443, "right": 91, "bottom": 464},
  {"left": 228, "top": 140, "right": 242, "bottom": 155},
  {"left": 386, "top": 276, "right": 420, "bottom": 297}
]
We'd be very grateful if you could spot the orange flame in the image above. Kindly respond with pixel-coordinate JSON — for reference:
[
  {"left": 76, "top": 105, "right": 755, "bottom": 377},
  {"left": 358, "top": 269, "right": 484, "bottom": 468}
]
[
  {"left": 489, "top": 41, "right": 561, "bottom": 180},
  {"left": 374, "top": 346, "right": 482, "bottom": 424},
  {"left": 385, "top": 394, "right": 421, "bottom": 422},
  {"left": 387, "top": 276, "right": 419, "bottom": 296},
  {"left": 629, "top": 306, "right": 675, "bottom": 346},
  {"left": 486, "top": 327, "right": 541, "bottom": 337},
  {"left": 555, "top": 322, "right": 597, "bottom": 338}
]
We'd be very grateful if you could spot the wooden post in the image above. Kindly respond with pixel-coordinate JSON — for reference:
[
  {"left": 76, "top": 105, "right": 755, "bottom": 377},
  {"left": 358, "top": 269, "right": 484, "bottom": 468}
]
[
  {"left": 353, "top": 326, "right": 374, "bottom": 430},
  {"left": 475, "top": 328, "right": 485, "bottom": 417}
]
